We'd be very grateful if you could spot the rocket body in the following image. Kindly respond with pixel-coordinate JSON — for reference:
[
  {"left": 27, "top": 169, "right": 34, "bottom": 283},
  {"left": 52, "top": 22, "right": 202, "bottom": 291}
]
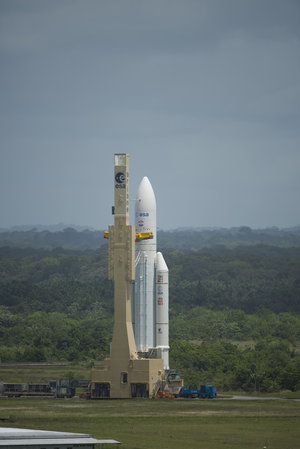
[
  {"left": 134, "top": 176, "right": 169, "bottom": 369},
  {"left": 134, "top": 177, "right": 157, "bottom": 351}
]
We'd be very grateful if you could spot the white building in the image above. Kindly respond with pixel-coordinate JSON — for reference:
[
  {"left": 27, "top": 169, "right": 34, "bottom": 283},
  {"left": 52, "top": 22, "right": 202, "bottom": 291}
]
[{"left": 0, "top": 428, "right": 120, "bottom": 448}]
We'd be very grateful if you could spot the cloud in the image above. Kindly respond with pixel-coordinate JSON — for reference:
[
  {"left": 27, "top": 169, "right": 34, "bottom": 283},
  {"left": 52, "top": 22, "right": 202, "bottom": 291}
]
[{"left": 0, "top": 0, "right": 299, "bottom": 228}]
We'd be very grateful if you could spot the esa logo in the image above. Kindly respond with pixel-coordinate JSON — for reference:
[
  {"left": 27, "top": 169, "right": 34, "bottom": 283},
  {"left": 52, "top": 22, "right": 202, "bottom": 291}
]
[
  {"left": 115, "top": 172, "right": 125, "bottom": 183},
  {"left": 115, "top": 172, "right": 126, "bottom": 188}
]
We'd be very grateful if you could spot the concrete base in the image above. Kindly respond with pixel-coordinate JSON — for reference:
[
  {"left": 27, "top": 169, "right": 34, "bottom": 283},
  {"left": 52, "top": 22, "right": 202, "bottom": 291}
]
[{"left": 91, "top": 358, "right": 164, "bottom": 399}]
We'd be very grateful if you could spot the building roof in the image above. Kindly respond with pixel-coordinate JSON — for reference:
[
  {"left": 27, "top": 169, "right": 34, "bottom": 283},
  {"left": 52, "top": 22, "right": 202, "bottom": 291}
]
[{"left": 0, "top": 428, "right": 120, "bottom": 446}]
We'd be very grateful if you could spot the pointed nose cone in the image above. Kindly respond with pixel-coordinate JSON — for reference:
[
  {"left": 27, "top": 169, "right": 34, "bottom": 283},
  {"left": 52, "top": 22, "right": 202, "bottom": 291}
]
[
  {"left": 136, "top": 176, "right": 156, "bottom": 211},
  {"left": 155, "top": 252, "right": 168, "bottom": 272},
  {"left": 135, "top": 176, "right": 157, "bottom": 246}
]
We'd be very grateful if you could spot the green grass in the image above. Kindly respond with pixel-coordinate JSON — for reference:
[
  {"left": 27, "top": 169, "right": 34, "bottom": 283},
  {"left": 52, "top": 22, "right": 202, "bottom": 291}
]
[
  {"left": 1, "top": 363, "right": 299, "bottom": 448},
  {"left": 0, "top": 362, "right": 94, "bottom": 383},
  {"left": 0, "top": 398, "right": 299, "bottom": 449}
]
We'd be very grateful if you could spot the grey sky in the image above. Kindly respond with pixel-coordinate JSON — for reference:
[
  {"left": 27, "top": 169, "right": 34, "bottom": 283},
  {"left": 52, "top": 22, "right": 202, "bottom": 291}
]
[{"left": 1, "top": 0, "right": 299, "bottom": 230}]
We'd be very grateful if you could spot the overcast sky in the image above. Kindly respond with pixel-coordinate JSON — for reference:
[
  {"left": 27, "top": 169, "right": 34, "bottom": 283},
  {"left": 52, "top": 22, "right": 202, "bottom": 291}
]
[{"left": 1, "top": 0, "right": 299, "bottom": 230}]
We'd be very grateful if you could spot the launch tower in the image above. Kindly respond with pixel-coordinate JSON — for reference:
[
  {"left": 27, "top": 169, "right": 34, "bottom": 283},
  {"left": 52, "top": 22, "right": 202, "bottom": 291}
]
[{"left": 91, "top": 154, "right": 164, "bottom": 398}]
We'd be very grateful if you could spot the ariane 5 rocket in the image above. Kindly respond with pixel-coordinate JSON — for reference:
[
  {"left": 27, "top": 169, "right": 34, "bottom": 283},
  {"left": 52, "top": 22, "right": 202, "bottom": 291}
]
[{"left": 133, "top": 176, "right": 169, "bottom": 370}]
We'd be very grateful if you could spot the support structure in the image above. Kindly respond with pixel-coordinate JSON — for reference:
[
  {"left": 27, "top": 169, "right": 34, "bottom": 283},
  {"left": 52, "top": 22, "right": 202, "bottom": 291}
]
[{"left": 91, "top": 154, "right": 164, "bottom": 398}]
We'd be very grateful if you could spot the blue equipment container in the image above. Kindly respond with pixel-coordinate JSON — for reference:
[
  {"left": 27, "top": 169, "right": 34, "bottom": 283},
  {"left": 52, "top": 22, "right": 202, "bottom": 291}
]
[{"left": 176, "top": 385, "right": 217, "bottom": 398}]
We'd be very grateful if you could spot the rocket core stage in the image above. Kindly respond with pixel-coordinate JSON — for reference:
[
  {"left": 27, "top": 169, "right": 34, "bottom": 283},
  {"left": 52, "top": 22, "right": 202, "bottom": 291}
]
[{"left": 134, "top": 176, "right": 169, "bottom": 370}]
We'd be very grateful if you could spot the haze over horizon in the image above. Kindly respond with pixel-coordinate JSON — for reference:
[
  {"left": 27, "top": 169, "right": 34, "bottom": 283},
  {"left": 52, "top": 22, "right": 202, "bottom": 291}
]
[
  {"left": 1, "top": 0, "right": 299, "bottom": 231},
  {"left": 1, "top": 223, "right": 300, "bottom": 233}
]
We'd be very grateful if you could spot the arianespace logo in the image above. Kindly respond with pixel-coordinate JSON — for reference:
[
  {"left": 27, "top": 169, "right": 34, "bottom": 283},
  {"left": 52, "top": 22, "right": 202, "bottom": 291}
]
[{"left": 115, "top": 172, "right": 126, "bottom": 188}]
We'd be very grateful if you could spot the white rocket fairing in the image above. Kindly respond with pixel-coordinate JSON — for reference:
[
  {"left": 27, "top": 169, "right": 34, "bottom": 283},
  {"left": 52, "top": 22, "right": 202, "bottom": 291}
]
[{"left": 134, "top": 176, "right": 169, "bottom": 369}]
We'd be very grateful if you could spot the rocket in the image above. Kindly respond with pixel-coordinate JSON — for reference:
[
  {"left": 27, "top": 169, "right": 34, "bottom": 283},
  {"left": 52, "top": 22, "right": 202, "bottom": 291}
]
[{"left": 133, "top": 176, "right": 169, "bottom": 370}]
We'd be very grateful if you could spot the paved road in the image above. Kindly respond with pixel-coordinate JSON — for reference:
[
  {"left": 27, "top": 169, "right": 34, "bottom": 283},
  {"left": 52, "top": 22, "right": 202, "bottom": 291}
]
[{"left": 222, "top": 395, "right": 300, "bottom": 401}]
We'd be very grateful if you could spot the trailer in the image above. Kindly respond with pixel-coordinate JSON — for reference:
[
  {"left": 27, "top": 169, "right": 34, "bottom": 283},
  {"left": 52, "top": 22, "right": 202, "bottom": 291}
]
[
  {"left": 0, "top": 383, "right": 52, "bottom": 397},
  {"left": 0, "top": 379, "right": 88, "bottom": 398}
]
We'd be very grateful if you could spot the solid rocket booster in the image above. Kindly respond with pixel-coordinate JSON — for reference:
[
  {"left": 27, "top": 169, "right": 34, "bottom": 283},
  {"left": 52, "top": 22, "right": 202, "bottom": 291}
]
[
  {"left": 134, "top": 176, "right": 169, "bottom": 369},
  {"left": 155, "top": 251, "right": 169, "bottom": 370}
]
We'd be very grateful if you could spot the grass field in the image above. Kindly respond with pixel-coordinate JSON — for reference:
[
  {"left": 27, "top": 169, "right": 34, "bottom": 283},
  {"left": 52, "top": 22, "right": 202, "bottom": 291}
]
[
  {"left": 0, "top": 362, "right": 95, "bottom": 383},
  {"left": 1, "top": 364, "right": 299, "bottom": 448},
  {"left": 0, "top": 397, "right": 299, "bottom": 449}
]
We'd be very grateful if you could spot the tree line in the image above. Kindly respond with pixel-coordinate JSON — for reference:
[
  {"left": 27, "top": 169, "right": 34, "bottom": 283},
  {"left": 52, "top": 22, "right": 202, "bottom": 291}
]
[{"left": 1, "top": 226, "right": 300, "bottom": 250}]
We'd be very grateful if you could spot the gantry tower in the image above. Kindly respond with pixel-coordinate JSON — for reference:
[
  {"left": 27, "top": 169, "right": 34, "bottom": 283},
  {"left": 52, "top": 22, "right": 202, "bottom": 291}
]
[{"left": 91, "top": 154, "right": 164, "bottom": 398}]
